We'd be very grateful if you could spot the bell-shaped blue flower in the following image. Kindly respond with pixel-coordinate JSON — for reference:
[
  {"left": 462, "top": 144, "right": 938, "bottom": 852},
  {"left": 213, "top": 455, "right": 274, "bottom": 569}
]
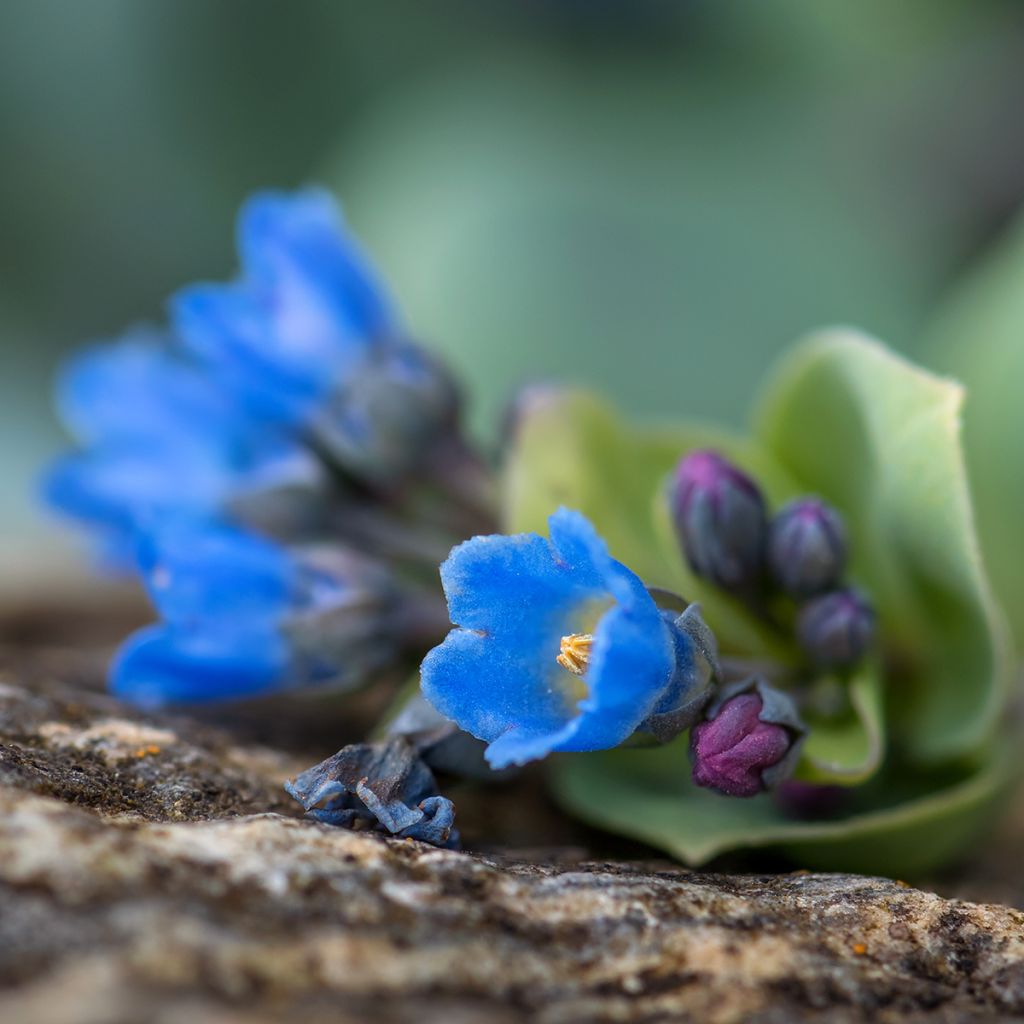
[
  {"left": 41, "top": 332, "right": 323, "bottom": 563},
  {"left": 420, "top": 508, "right": 688, "bottom": 769},
  {"left": 112, "top": 521, "right": 400, "bottom": 707},
  {"left": 172, "top": 189, "right": 459, "bottom": 483}
]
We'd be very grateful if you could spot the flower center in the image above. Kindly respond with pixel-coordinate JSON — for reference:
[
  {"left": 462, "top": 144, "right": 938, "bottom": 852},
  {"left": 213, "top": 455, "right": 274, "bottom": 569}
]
[{"left": 557, "top": 633, "right": 594, "bottom": 676}]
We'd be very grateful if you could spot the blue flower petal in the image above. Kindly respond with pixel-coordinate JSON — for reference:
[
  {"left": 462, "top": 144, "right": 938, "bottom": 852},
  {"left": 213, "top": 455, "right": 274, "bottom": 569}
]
[
  {"left": 439, "top": 509, "right": 608, "bottom": 637},
  {"left": 112, "top": 624, "right": 290, "bottom": 707},
  {"left": 41, "top": 442, "right": 229, "bottom": 535},
  {"left": 422, "top": 627, "right": 572, "bottom": 754},
  {"left": 239, "top": 188, "right": 395, "bottom": 344},
  {"left": 137, "top": 523, "right": 296, "bottom": 629},
  {"left": 172, "top": 283, "right": 329, "bottom": 421},
  {"left": 55, "top": 332, "right": 225, "bottom": 445}
]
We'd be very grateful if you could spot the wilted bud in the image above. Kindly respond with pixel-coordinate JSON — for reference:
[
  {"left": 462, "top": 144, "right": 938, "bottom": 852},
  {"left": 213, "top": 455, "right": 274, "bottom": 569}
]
[
  {"left": 797, "top": 587, "right": 875, "bottom": 669},
  {"left": 285, "top": 737, "right": 459, "bottom": 847},
  {"left": 690, "top": 677, "right": 805, "bottom": 797},
  {"left": 767, "top": 497, "right": 847, "bottom": 597},
  {"left": 670, "top": 450, "right": 767, "bottom": 592},
  {"left": 637, "top": 604, "right": 719, "bottom": 744}
]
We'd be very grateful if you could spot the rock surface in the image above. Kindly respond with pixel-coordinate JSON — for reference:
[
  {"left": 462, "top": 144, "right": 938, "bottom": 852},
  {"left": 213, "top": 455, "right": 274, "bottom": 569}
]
[{"left": 2, "top": 626, "right": 1024, "bottom": 1023}]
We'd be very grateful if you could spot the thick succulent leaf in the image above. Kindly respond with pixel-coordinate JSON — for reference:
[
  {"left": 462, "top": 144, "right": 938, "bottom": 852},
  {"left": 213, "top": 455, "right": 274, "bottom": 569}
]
[
  {"left": 796, "top": 664, "right": 884, "bottom": 785},
  {"left": 924, "top": 214, "right": 1024, "bottom": 646},
  {"left": 755, "top": 329, "right": 1010, "bottom": 763},
  {"left": 503, "top": 389, "right": 796, "bottom": 656},
  {"left": 552, "top": 734, "right": 1016, "bottom": 876}
]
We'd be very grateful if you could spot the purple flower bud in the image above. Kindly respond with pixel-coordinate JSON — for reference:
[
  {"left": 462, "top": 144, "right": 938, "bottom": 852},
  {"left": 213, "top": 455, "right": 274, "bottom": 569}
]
[
  {"left": 671, "top": 450, "right": 767, "bottom": 592},
  {"left": 797, "top": 587, "right": 875, "bottom": 669},
  {"left": 690, "top": 678, "right": 805, "bottom": 797},
  {"left": 767, "top": 497, "right": 847, "bottom": 598}
]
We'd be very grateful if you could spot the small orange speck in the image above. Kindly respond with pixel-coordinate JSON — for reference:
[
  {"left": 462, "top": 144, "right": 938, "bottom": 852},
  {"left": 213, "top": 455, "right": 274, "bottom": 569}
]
[
  {"left": 146, "top": 745, "right": 161, "bottom": 755},
  {"left": 852, "top": 943, "right": 867, "bottom": 956}
]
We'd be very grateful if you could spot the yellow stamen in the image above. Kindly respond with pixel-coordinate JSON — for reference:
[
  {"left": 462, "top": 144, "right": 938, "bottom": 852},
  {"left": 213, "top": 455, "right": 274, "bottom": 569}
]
[{"left": 557, "top": 633, "right": 594, "bottom": 675}]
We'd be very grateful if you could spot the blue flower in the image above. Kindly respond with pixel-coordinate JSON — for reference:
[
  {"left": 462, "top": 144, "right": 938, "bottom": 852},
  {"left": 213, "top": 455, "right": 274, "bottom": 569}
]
[
  {"left": 41, "top": 332, "right": 322, "bottom": 563},
  {"left": 172, "top": 188, "right": 458, "bottom": 482},
  {"left": 112, "top": 521, "right": 399, "bottom": 707},
  {"left": 420, "top": 508, "right": 697, "bottom": 769}
]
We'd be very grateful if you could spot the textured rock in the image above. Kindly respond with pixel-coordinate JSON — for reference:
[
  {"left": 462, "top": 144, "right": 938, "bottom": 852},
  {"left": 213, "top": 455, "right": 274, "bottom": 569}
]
[{"left": 2, "top": 630, "right": 1024, "bottom": 1023}]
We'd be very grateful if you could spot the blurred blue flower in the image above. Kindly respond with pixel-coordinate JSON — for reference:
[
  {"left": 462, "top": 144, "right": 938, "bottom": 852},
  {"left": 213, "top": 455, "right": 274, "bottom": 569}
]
[
  {"left": 42, "top": 332, "right": 322, "bottom": 564},
  {"left": 172, "top": 188, "right": 458, "bottom": 482},
  {"left": 112, "top": 521, "right": 400, "bottom": 707},
  {"left": 420, "top": 508, "right": 689, "bottom": 769}
]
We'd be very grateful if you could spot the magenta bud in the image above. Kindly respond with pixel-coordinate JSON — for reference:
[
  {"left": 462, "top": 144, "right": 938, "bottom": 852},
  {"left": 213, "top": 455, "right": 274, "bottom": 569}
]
[
  {"left": 797, "top": 587, "right": 875, "bottom": 670},
  {"left": 690, "top": 679, "right": 804, "bottom": 797},
  {"left": 671, "top": 450, "right": 767, "bottom": 592},
  {"left": 767, "top": 497, "right": 847, "bottom": 598}
]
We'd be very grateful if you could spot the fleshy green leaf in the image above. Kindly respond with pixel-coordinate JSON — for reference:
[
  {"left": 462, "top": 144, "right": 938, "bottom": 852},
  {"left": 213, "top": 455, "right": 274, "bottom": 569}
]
[
  {"left": 925, "top": 213, "right": 1024, "bottom": 647},
  {"left": 552, "top": 734, "right": 1015, "bottom": 876},
  {"left": 755, "top": 329, "right": 1011, "bottom": 763}
]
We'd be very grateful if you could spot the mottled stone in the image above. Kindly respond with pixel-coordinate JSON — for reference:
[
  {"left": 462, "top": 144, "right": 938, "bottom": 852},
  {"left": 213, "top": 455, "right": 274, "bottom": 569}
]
[{"left": 1, "top": 636, "right": 1024, "bottom": 1023}]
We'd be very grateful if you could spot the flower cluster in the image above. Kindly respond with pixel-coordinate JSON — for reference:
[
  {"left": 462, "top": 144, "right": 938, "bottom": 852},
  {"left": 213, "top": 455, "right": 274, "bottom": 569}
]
[
  {"left": 670, "top": 451, "right": 876, "bottom": 672},
  {"left": 45, "top": 189, "right": 485, "bottom": 702},
  {"left": 44, "top": 189, "right": 494, "bottom": 845},
  {"left": 668, "top": 449, "right": 876, "bottom": 795}
]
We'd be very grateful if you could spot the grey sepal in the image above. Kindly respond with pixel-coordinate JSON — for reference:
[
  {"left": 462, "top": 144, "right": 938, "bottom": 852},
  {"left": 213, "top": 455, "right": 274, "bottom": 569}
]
[
  {"left": 675, "top": 603, "right": 721, "bottom": 682},
  {"left": 635, "top": 687, "right": 713, "bottom": 745},
  {"left": 386, "top": 691, "right": 518, "bottom": 782}
]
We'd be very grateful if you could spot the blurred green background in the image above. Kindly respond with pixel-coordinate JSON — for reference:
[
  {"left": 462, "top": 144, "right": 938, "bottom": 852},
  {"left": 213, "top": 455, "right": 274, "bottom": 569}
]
[{"left": 4, "top": 0, "right": 1024, "bottom": 591}]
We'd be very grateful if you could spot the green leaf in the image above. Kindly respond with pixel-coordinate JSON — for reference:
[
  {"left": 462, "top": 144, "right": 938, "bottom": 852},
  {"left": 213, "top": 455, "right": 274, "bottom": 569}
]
[
  {"left": 755, "top": 329, "right": 1011, "bottom": 763},
  {"left": 925, "top": 213, "right": 1024, "bottom": 647},
  {"left": 796, "top": 663, "right": 884, "bottom": 785},
  {"left": 551, "top": 734, "right": 1016, "bottom": 876}
]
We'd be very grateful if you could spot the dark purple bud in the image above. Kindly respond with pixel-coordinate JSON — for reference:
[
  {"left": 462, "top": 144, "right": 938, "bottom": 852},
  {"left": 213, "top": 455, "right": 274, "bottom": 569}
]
[
  {"left": 671, "top": 450, "right": 767, "bottom": 591},
  {"left": 767, "top": 497, "right": 847, "bottom": 598},
  {"left": 690, "top": 678, "right": 805, "bottom": 797},
  {"left": 797, "top": 587, "right": 875, "bottom": 670}
]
